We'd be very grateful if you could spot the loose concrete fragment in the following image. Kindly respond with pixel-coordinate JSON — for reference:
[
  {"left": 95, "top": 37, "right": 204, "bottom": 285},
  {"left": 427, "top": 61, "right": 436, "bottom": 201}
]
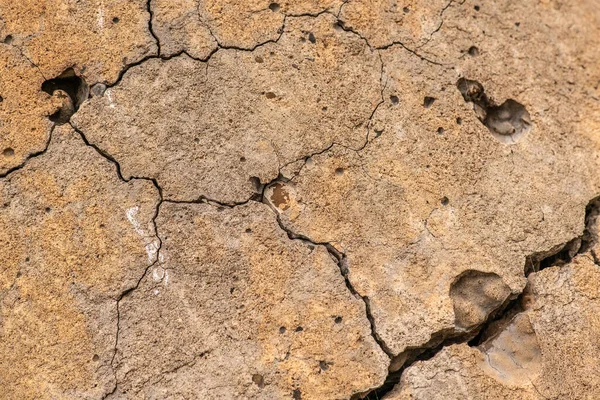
[
  {"left": 0, "top": 125, "right": 160, "bottom": 399},
  {"left": 114, "top": 201, "right": 388, "bottom": 399},
  {"left": 0, "top": 0, "right": 157, "bottom": 84},
  {"left": 388, "top": 255, "right": 600, "bottom": 399},
  {"left": 73, "top": 14, "right": 381, "bottom": 203}
]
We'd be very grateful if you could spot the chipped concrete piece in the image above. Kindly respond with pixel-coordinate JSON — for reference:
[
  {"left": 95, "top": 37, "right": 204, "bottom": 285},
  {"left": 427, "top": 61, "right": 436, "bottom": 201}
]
[
  {"left": 0, "top": 125, "right": 159, "bottom": 399},
  {"left": 388, "top": 255, "right": 600, "bottom": 399},
  {"left": 113, "top": 202, "right": 388, "bottom": 399}
]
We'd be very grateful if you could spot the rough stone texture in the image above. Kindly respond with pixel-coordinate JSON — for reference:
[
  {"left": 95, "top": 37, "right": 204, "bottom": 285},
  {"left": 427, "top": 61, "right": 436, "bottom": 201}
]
[
  {"left": 388, "top": 255, "right": 600, "bottom": 399},
  {"left": 0, "top": 45, "right": 57, "bottom": 174},
  {"left": 338, "top": 0, "right": 450, "bottom": 49},
  {"left": 264, "top": 0, "right": 600, "bottom": 368},
  {"left": 113, "top": 202, "right": 388, "bottom": 399},
  {"left": 0, "top": 125, "right": 159, "bottom": 399},
  {"left": 151, "top": 0, "right": 346, "bottom": 58},
  {"left": 72, "top": 13, "right": 382, "bottom": 203},
  {"left": 0, "top": 0, "right": 157, "bottom": 84},
  {"left": 2, "top": 0, "right": 600, "bottom": 399}
]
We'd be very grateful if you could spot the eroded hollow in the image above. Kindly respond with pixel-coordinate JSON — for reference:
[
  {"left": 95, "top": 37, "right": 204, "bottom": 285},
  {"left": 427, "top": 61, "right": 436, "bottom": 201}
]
[
  {"left": 457, "top": 78, "right": 531, "bottom": 144},
  {"left": 42, "top": 68, "right": 89, "bottom": 124},
  {"left": 450, "top": 270, "right": 511, "bottom": 331}
]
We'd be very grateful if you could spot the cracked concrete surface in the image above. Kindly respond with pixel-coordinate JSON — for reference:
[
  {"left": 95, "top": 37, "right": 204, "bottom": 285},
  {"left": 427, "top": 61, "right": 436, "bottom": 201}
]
[{"left": 1, "top": 0, "right": 600, "bottom": 399}]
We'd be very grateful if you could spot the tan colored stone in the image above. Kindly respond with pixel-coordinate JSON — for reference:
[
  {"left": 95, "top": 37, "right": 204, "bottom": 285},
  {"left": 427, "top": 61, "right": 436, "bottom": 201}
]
[
  {"left": 0, "top": 125, "right": 160, "bottom": 399},
  {"left": 72, "top": 13, "right": 382, "bottom": 203},
  {"left": 263, "top": 0, "right": 600, "bottom": 365},
  {"left": 388, "top": 255, "right": 600, "bottom": 399},
  {"left": 0, "top": 45, "right": 57, "bottom": 174},
  {"left": 152, "top": 0, "right": 345, "bottom": 57},
  {"left": 151, "top": 0, "right": 217, "bottom": 58},
  {"left": 338, "top": 0, "right": 450, "bottom": 49},
  {"left": 0, "top": 0, "right": 156, "bottom": 84},
  {"left": 113, "top": 201, "right": 388, "bottom": 399}
]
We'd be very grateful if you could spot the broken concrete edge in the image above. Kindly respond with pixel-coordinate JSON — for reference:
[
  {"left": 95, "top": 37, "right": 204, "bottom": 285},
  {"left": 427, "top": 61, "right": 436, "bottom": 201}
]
[{"left": 360, "top": 196, "right": 600, "bottom": 400}]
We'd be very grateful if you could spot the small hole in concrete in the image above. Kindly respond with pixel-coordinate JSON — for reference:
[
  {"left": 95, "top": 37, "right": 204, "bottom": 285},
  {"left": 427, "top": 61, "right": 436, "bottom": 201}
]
[
  {"left": 269, "top": 2, "right": 280, "bottom": 12},
  {"left": 474, "top": 5, "right": 480, "bottom": 11},
  {"left": 308, "top": 32, "right": 316, "bottom": 44},
  {"left": 456, "top": 117, "right": 462, "bottom": 125},
  {"left": 245, "top": 228, "right": 252, "bottom": 233},
  {"left": 319, "top": 361, "right": 329, "bottom": 371},
  {"left": 390, "top": 95, "right": 399, "bottom": 105},
  {"left": 334, "top": 316, "right": 343, "bottom": 324},
  {"left": 0, "top": 95, "right": 3, "bottom": 102},
  {"left": 42, "top": 68, "right": 89, "bottom": 123},
  {"left": 92, "top": 354, "right": 100, "bottom": 362},
  {"left": 515, "top": 22, "right": 520, "bottom": 27},
  {"left": 265, "top": 92, "right": 277, "bottom": 99},
  {"left": 468, "top": 46, "right": 479, "bottom": 56},
  {"left": 252, "top": 374, "right": 265, "bottom": 388},
  {"left": 45, "top": 207, "right": 51, "bottom": 213},
  {"left": 240, "top": 156, "right": 246, "bottom": 162},
  {"left": 295, "top": 326, "right": 303, "bottom": 332},
  {"left": 293, "top": 389, "right": 302, "bottom": 399},
  {"left": 437, "top": 127, "right": 444, "bottom": 135},
  {"left": 441, "top": 196, "right": 449, "bottom": 206},
  {"left": 255, "top": 56, "right": 264, "bottom": 63},
  {"left": 403, "top": 7, "right": 410, "bottom": 13},
  {"left": 3, "top": 148, "right": 14, "bottom": 157},
  {"left": 423, "top": 96, "right": 436, "bottom": 108},
  {"left": 112, "top": 17, "right": 120, "bottom": 23},
  {"left": 335, "top": 167, "right": 344, "bottom": 176},
  {"left": 457, "top": 78, "right": 531, "bottom": 144},
  {"left": 3, "top": 35, "right": 13, "bottom": 45}
]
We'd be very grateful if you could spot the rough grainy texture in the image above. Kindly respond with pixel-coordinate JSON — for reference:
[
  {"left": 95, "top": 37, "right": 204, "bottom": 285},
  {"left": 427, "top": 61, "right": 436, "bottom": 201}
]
[
  {"left": 72, "top": 14, "right": 382, "bottom": 203},
  {"left": 2, "top": 0, "right": 600, "bottom": 399},
  {"left": 388, "top": 255, "right": 600, "bottom": 400},
  {"left": 0, "top": 45, "right": 56, "bottom": 174},
  {"left": 113, "top": 202, "right": 388, "bottom": 399},
  {"left": 0, "top": 125, "right": 159, "bottom": 399},
  {"left": 0, "top": 0, "right": 157, "bottom": 84}
]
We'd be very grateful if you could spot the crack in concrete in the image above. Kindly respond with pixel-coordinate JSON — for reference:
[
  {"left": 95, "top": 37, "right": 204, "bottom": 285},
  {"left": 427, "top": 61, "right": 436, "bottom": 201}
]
[
  {"left": 0, "top": 126, "right": 54, "bottom": 179},
  {"left": 260, "top": 185, "right": 396, "bottom": 397},
  {"left": 147, "top": 0, "right": 162, "bottom": 56},
  {"left": 68, "top": 123, "right": 165, "bottom": 399},
  {"left": 363, "top": 196, "right": 600, "bottom": 399},
  {"left": 2, "top": 3, "right": 594, "bottom": 399}
]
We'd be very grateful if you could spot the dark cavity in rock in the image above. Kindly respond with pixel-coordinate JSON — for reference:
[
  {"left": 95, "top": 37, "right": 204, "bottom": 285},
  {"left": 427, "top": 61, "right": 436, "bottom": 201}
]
[
  {"left": 42, "top": 68, "right": 89, "bottom": 124},
  {"left": 456, "top": 78, "right": 531, "bottom": 144}
]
